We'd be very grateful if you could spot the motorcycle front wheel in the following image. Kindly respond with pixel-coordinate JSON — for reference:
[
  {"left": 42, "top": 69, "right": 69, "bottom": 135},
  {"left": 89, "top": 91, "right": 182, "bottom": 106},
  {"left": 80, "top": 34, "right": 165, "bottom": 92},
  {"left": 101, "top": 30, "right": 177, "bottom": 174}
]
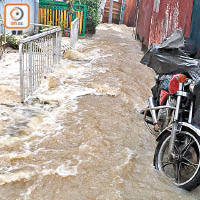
[{"left": 154, "top": 130, "right": 200, "bottom": 191}]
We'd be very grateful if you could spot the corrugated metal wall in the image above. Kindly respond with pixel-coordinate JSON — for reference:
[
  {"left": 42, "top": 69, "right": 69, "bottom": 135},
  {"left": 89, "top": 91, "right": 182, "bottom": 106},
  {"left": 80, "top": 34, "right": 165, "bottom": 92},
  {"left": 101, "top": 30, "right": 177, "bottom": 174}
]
[
  {"left": 149, "top": 0, "right": 193, "bottom": 46},
  {"left": 190, "top": 0, "right": 200, "bottom": 49},
  {"left": 136, "top": 0, "right": 194, "bottom": 48},
  {"left": 123, "top": 0, "right": 137, "bottom": 27},
  {"left": 136, "top": 0, "right": 154, "bottom": 47}
]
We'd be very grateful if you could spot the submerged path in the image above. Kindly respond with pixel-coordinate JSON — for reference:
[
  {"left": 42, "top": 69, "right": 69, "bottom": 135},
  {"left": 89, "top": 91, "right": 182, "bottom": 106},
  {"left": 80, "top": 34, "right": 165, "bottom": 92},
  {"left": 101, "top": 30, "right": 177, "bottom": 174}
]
[{"left": 0, "top": 24, "right": 199, "bottom": 199}]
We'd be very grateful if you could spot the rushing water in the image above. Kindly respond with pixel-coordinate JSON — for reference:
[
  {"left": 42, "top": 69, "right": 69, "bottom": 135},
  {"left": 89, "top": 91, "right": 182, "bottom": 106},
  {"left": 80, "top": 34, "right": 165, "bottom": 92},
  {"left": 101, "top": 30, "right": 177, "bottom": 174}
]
[{"left": 0, "top": 24, "right": 200, "bottom": 200}]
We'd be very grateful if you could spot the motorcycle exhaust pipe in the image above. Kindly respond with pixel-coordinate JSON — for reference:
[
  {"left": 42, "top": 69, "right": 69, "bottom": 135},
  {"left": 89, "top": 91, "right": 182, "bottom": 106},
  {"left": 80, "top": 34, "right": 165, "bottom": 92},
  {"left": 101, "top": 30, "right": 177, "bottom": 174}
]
[{"left": 148, "top": 97, "right": 158, "bottom": 125}]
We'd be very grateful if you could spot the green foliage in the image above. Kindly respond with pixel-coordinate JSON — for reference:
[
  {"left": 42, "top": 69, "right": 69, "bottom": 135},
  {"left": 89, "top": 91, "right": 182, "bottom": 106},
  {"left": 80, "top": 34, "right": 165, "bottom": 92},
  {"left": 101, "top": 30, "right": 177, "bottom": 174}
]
[
  {"left": 66, "top": 0, "right": 75, "bottom": 13},
  {"left": 75, "top": 0, "right": 101, "bottom": 33},
  {"left": 6, "top": 35, "right": 20, "bottom": 49}
]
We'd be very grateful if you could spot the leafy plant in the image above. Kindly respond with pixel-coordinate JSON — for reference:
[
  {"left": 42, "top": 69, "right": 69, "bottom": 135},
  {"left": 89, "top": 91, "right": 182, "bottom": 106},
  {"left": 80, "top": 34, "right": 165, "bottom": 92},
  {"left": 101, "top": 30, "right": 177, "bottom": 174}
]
[
  {"left": 66, "top": 0, "right": 75, "bottom": 13},
  {"left": 75, "top": 0, "right": 101, "bottom": 34},
  {"left": 6, "top": 35, "right": 20, "bottom": 49}
]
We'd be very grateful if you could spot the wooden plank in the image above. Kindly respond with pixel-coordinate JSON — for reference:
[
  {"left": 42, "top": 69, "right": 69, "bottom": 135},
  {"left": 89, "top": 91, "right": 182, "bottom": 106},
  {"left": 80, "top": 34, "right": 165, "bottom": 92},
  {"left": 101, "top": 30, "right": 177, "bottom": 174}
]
[
  {"left": 61, "top": 10, "right": 64, "bottom": 27},
  {"left": 53, "top": 9, "right": 55, "bottom": 26},
  {"left": 64, "top": 10, "right": 67, "bottom": 28},
  {"left": 47, "top": 9, "right": 49, "bottom": 25},
  {"left": 44, "top": 8, "right": 46, "bottom": 25},
  {"left": 55, "top": 9, "right": 58, "bottom": 26},
  {"left": 80, "top": 11, "right": 83, "bottom": 33}
]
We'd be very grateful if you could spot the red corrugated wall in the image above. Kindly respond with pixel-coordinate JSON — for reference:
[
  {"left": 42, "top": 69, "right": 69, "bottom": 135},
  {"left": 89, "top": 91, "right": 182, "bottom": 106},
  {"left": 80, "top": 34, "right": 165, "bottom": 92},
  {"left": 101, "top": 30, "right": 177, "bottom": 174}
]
[
  {"left": 136, "top": 0, "right": 154, "bottom": 47},
  {"left": 123, "top": 0, "right": 137, "bottom": 27},
  {"left": 148, "top": 0, "right": 194, "bottom": 46}
]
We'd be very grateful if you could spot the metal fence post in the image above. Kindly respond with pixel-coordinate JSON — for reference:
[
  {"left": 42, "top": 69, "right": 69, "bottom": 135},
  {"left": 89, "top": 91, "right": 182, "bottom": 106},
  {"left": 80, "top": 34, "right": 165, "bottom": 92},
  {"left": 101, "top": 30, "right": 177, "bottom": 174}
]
[
  {"left": 28, "top": 42, "right": 33, "bottom": 95},
  {"left": 53, "top": 34, "right": 57, "bottom": 64},
  {"left": 56, "top": 31, "right": 59, "bottom": 64},
  {"left": 19, "top": 43, "right": 24, "bottom": 103},
  {"left": 58, "top": 30, "right": 62, "bottom": 63}
]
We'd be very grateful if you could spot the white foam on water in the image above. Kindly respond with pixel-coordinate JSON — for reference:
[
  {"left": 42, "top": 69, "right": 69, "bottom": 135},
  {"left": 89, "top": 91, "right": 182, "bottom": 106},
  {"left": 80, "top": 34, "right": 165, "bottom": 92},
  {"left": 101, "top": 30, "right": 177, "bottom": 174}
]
[
  {"left": 56, "top": 159, "right": 82, "bottom": 177},
  {"left": 0, "top": 171, "right": 36, "bottom": 186},
  {"left": 116, "top": 148, "right": 135, "bottom": 170}
]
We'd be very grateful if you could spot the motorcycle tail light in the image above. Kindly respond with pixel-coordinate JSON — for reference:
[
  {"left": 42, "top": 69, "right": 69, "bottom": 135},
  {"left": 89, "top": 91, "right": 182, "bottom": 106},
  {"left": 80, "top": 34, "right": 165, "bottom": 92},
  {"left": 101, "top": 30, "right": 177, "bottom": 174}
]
[
  {"left": 169, "top": 74, "right": 186, "bottom": 94},
  {"left": 177, "top": 74, "right": 186, "bottom": 83}
]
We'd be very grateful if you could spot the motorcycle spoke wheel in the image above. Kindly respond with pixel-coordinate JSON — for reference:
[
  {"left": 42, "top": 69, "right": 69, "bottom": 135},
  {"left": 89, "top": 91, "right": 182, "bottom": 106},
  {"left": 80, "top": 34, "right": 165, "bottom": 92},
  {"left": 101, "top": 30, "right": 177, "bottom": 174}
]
[{"left": 157, "top": 131, "right": 200, "bottom": 187}]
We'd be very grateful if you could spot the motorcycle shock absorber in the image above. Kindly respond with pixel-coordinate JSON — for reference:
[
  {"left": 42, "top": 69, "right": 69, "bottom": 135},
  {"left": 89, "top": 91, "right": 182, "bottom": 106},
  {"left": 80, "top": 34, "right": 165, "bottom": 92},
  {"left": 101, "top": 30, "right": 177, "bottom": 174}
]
[{"left": 148, "top": 97, "right": 158, "bottom": 125}]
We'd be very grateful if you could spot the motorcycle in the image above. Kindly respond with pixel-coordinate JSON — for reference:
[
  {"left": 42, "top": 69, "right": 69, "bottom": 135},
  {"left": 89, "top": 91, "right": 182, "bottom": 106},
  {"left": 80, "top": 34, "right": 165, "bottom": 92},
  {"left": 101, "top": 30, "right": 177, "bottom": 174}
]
[{"left": 141, "top": 30, "right": 200, "bottom": 191}]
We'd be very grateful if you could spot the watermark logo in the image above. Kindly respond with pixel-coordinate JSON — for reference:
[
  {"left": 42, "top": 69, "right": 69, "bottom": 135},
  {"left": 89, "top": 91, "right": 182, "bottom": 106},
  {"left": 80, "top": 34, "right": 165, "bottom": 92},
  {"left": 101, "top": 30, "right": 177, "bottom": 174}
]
[
  {"left": 4, "top": 4, "right": 30, "bottom": 29},
  {"left": 10, "top": 7, "right": 24, "bottom": 21}
]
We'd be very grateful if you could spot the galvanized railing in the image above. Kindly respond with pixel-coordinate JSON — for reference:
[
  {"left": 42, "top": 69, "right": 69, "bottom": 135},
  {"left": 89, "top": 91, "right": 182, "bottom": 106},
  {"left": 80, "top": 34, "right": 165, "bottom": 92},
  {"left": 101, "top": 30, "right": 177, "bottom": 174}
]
[{"left": 19, "top": 27, "right": 62, "bottom": 103}]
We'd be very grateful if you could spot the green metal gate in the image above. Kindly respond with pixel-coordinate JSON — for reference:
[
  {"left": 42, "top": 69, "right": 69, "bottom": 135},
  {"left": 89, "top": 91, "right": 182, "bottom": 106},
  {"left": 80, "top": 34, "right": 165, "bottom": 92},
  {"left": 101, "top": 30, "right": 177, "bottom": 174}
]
[{"left": 39, "top": 0, "right": 87, "bottom": 37}]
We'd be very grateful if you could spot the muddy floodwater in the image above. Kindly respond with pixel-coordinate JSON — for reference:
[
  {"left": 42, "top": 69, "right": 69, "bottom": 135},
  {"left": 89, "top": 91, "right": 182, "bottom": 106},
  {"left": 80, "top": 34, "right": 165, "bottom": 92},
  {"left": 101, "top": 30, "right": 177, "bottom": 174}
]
[{"left": 0, "top": 24, "right": 200, "bottom": 199}]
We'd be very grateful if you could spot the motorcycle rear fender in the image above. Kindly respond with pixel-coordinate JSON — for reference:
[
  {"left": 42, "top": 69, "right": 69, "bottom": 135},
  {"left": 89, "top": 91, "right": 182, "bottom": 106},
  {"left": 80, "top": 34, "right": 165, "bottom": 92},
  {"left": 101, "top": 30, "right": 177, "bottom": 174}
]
[{"left": 156, "top": 122, "right": 200, "bottom": 142}]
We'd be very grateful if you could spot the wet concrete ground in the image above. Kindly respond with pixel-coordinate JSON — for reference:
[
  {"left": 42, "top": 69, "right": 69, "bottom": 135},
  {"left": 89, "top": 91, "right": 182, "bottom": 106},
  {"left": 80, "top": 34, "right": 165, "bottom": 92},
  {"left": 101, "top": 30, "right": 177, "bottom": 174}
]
[{"left": 0, "top": 24, "right": 200, "bottom": 199}]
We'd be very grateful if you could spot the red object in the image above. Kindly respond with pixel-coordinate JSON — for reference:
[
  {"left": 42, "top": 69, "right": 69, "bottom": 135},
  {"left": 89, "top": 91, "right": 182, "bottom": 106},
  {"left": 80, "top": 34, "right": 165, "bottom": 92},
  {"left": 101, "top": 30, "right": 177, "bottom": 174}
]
[
  {"left": 178, "top": 74, "right": 186, "bottom": 83},
  {"left": 64, "top": 29, "right": 70, "bottom": 37},
  {"left": 123, "top": 0, "right": 137, "bottom": 27},
  {"left": 169, "top": 75, "right": 179, "bottom": 94},
  {"left": 136, "top": 0, "right": 154, "bottom": 47},
  {"left": 160, "top": 89, "right": 169, "bottom": 105},
  {"left": 148, "top": 0, "right": 194, "bottom": 47}
]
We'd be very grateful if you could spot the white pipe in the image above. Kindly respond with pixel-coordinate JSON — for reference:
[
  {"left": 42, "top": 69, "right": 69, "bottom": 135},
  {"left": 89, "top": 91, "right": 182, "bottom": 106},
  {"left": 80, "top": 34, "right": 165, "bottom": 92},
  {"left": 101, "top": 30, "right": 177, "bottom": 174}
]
[{"left": 108, "top": 0, "right": 113, "bottom": 23}]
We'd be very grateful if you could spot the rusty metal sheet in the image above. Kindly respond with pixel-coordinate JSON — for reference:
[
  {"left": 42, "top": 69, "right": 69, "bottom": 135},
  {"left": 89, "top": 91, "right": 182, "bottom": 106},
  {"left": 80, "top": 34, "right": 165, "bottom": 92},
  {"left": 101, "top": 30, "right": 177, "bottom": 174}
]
[
  {"left": 149, "top": 0, "right": 194, "bottom": 47},
  {"left": 136, "top": 0, "right": 154, "bottom": 47},
  {"left": 123, "top": 0, "right": 137, "bottom": 27}
]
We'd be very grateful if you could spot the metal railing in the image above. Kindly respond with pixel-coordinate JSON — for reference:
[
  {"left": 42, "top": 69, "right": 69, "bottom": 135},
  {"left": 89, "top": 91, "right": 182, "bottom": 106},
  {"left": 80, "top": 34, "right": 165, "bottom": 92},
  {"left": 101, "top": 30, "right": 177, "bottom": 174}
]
[
  {"left": 19, "top": 27, "right": 62, "bottom": 103},
  {"left": 71, "top": 18, "right": 80, "bottom": 49}
]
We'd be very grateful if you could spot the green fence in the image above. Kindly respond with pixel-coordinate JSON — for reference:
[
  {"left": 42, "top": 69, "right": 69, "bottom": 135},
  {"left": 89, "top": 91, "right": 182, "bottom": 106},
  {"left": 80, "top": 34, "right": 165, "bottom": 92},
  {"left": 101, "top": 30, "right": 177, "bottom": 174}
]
[{"left": 39, "top": 0, "right": 87, "bottom": 37}]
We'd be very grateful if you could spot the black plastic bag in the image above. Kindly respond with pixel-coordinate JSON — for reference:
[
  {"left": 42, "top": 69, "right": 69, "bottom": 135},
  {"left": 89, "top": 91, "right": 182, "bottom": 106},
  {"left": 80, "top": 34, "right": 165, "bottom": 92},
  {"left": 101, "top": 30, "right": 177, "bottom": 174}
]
[
  {"left": 141, "top": 29, "right": 200, "bottom": 83},
  {"left": 140, "top": 29, "right": 200, "bottom": 124}
]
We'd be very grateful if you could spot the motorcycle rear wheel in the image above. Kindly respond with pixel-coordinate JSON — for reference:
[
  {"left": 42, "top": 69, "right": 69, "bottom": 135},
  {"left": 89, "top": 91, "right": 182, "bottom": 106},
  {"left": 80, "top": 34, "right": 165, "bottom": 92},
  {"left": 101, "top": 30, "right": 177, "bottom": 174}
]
[{"left": 154, "top": 130, "right": 200, "bottom": 191}]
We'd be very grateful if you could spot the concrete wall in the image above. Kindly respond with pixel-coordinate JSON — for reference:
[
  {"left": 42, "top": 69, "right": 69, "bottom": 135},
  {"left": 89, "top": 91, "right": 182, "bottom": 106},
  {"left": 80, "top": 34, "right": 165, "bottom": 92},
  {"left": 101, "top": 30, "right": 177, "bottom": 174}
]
[{"left": 0, "top": 0, "right": 39, "bottom": 35}]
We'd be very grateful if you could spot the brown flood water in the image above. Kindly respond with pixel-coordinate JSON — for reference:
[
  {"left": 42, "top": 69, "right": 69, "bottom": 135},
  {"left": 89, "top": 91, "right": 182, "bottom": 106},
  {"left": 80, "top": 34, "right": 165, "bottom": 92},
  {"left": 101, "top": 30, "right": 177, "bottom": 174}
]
[{"left": 0, "top": 24, "right": 200, "bottom": 200}]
